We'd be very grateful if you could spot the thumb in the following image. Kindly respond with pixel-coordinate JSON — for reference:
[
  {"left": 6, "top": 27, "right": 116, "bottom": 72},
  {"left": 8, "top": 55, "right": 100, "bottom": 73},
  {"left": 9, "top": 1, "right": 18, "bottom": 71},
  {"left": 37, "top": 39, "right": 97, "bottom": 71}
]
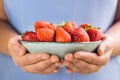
[
  {"left": 97, "top": 43, "right": 105, "bottom": 56},
  {"left": 97, "top": 34, "right": 112, "bottom": 56},
  {"left": 8, "top": 36, "right": 26, "bottom": 56}
]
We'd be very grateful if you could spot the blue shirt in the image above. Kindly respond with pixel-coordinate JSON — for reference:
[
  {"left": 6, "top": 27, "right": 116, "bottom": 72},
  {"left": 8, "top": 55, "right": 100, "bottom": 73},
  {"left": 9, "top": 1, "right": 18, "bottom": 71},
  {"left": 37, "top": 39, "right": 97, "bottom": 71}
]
[{"left": 0, "top": 0, "right": 120, "bottom": 80}]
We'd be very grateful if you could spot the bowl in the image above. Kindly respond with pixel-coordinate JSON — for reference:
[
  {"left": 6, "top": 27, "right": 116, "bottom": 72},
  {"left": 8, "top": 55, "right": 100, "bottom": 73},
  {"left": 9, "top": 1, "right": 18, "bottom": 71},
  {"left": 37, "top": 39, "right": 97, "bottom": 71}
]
[{"left": 20, "top": 41, "right": 101, "bottom": 59}]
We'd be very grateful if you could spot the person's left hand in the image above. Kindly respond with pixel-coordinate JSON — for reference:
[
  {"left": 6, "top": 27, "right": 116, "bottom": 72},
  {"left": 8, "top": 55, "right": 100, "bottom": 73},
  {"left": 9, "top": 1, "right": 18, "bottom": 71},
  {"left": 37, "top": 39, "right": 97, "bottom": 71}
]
[{"left": 63, "top": 34, "right": 113, "bottom": 74}]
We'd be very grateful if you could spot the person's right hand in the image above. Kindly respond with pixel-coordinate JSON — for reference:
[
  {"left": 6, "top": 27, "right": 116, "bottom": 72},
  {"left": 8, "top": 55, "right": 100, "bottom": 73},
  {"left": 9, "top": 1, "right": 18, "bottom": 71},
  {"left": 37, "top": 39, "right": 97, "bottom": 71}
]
[{"left": 8, "top": 36, "right": 61, "bottom": 74}]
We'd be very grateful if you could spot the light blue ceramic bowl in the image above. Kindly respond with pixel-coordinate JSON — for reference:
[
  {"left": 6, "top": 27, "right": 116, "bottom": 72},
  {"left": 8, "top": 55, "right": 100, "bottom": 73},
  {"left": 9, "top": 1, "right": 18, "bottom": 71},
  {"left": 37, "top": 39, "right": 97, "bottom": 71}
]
[{"left": 20, "top": 41, "right": 101, "bottom": 59}]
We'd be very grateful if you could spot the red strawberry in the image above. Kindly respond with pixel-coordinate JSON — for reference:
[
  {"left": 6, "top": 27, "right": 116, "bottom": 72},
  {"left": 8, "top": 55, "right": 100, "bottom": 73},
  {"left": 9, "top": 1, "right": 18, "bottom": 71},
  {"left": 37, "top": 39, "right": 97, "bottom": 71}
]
[
  {"left": 50, "top": 23, "right": 57, "bottom": 30},
  {"left": 55, "top": 27, "right": 71, "bottom": 42},
  {"left": 72, "top": 27, "right": 90, "bottom": 42},
  {"left": 79, "top": 23, "right": 90, "bottom": 29},
  {"left": 87, "top": 28, "right": 103, "bottom": 41},
  {"left": 36, "top": 28, "right": 55, "bottom": 42},
  {"left": 70, "top": 21, "right": 76, "bottom": 29},
  {"left": 62, "top": 22, "right": 76, "bottom": 35},
  {"left": 22, "top": 31, "right": 39, "bottom": 42},
  {"left": 34, "top": 21, "right": 56, "bottom": 32}
]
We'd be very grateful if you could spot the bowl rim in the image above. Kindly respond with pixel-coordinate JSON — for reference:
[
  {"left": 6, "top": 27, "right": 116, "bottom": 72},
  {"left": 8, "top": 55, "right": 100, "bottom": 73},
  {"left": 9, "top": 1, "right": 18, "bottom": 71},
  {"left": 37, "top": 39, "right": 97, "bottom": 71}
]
[{"left": 20, "top": 40, "right": 102, "bottom": 44}]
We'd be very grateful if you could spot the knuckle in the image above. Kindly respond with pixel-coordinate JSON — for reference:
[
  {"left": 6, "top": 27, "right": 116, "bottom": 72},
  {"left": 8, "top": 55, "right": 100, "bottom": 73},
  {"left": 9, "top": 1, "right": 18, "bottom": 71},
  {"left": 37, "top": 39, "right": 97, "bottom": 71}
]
[
  {"left": 14, "top": 59, "right": 23, "bottom": 67},
  {"left": 22, "top": 67, "right": 39, "bottom": 74},
  {"left": 44, "top": 65, "right": 56, "bottom": 73},
  {"left": 68, "top": 63, "right": 73, "bottom": 67},
  {"left": 22, "top": 67, "right": 30, "bottom": 73},
  {"left": 51, "top": 64, "right": 57, "bottom": 69},
  {"left": 68, "top": 64, "right": 78, "bottom": 72},
  {"left": 34, "top": 64, "right": 43, "bottom": 72},
  {"left": 90, "top": 66, "right": 100, "bottom": 73},
  {"left": 83, "top": 64, "right": 89, "bottom": 70},
  {"left": 73, "top": 59, "right": 78, "bottom": 63},
  {"left": 45, "top": 60, "right": 51, "bottom": 65},
  {"left": 100, "top": 58, "right": 108, "bottom": 66},
  {"left": 85, "top": 66, "right": 95, "bottom": 73},
  {"left": 8, "top": 38, "right": 14, "bottom": 44},
  {"left": 82, "top": 64, "right": 94, "bottom": 72},
  {"left": 105, "top": 43, "right": 112, "bottom": 51},
  {"left": 93, "top": 68, "right": 100, "bottom": 72},
  {"left": 86, "top": 71, "right": 93, "bottom": 74},
  {"left": 102, "top": 61, "right": 108, "bottom": 66},
  {"left": 8, "top": 38, "right": 17, "bottom": 47},
  {"left": 36, "top": 72, "right": 43, "bottom": 74},
  {"left": 78, "top": 71, "right": 88, "bottom": 74},
  {"left": 38, "top": 71, "right": 48, "bottom": 74},
  {"left": 105, "top": 43, "right": 109, "bottom": 48}
]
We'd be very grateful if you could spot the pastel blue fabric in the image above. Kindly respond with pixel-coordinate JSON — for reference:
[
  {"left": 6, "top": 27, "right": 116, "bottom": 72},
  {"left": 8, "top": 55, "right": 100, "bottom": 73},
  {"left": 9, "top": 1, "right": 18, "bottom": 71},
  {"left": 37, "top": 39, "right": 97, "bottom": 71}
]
[{"left": 0, "top": 0, "right": 120, "bottom": 80}]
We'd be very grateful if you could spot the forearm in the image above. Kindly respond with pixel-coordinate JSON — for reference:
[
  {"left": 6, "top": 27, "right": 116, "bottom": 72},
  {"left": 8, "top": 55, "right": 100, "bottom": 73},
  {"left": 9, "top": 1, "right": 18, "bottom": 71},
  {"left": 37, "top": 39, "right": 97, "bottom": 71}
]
[
  {"left": 0, "top": 20, "right": 18, "bottom": 55},
  {"left": 105, "top": 20, "right": 120, "bottom": 57}
]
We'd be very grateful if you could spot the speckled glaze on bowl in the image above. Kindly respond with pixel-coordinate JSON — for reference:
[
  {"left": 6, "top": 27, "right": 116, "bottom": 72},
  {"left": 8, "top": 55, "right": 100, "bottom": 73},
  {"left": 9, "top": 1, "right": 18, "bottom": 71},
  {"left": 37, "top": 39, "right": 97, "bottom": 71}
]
[{"left": 20, "top": 41, "right": 101, "bottom": 59}]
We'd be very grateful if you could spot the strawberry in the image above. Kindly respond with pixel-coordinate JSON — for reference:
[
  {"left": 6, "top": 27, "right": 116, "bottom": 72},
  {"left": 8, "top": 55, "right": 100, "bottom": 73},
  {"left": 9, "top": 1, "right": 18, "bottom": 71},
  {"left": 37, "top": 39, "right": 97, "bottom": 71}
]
[
  {"left": 72, "top": 27, "right": 90, "bottom": 42},
  {"left": 62, "top": 21, "right": 76, "bottom": 35},
  {"left": 87, "top": 27, "right": 103, "bottom": 41},
  {"left": 79, "top": 23, "right": 90, "bottom": 29},
  {"left": 36, "top": 28, "right": 55, "bottom": 42},
  {"left": 22, "top": 31, "right": 39, "bottom": 42},
  {"left": 34, "top": 21, "right": 56, "bottom": 32},
  {"left": 50, "top": 23, "right": 57, "bottom": 30},
  {"left": 55, "top": 27, "right": 71, "bottom": 42},
  {"left": 70, "top": 21, "right": 76, "bottom": 29}
]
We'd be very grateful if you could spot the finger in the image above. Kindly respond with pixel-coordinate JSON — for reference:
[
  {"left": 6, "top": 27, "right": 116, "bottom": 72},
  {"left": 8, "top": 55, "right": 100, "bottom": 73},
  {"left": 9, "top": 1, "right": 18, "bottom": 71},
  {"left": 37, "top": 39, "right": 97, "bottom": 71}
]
[
  {"left": 97, "top": 35, "right": 113, "bottom": 56},
  {"left": 41, "top": 62, "right": 61, "bottom": 74},
  {"left": 50, "top": 55, "right": 60, "bottom": 63},
  {"left": 22, "top": 59, "right": 53, "bottom": 73},
  {"left": 74, "top": 50, "right": 112, "bottom": 66},
  {"left": 15, "top": 53, "right": 50, "bottom": 67},
  {"left": 64, "top": 53, "right": 84, "bottom": 73},
  {"left": 66, "top": 67, "right": 72, "bottom": 73},
  {"left": 64, "top": 53, "right": 78, "bottom": 73},
  {"left": 99, "top": 48, "right": 113, "bottom": 66},
  {"left": 65, "top": 53, "right": 100, "bottom": 73},
  {"left": 40, "top": 55, "right": 61, "bottom": 74},
  {"left": 64, "top": 53, "right": 73, "bottom": 61},
  {"left": 22, "top": 55, "right": 60, "bottom": 74},
  {"left": 8, "top": 36, "right": 26, "bottom": 56},
  {"left": 74, "top": 51, "right": 99, "bottom": 64},
  {"left": 70, "top": 58, "right": 100, "bottom": 73},
  {"left": 63, "top": 60, "right": 81, "bottom": 73}
]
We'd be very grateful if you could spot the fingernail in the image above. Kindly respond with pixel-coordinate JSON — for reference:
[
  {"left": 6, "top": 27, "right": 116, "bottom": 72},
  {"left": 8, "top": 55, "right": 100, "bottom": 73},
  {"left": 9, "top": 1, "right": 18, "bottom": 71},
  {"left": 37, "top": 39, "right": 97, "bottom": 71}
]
[
  {"left": 67, "top": 69, "right": 72, "bottom": 73},
  {"left": 50, "top": 59, "right": 56, "bottom": 63},
  {"left": 50, "top": 56, "right": 58, "bottom": 63},
  {"left": 53, "top": 69, "right": 58, "bottom": 73},
  {"left": 65, "top": 54, "right": 73, "bottom": 61},
  {"left": 74, "top": 53, "right": 80, "bottom": 58}
]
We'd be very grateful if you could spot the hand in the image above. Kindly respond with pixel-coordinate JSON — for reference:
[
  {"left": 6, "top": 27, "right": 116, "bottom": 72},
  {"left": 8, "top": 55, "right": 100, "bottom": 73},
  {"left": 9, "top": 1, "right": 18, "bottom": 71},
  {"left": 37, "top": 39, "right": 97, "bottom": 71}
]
[
  {"left": 8, "top": 36, "right": 61, "bottom": 74},
  {"left": 63, "top": 34, "right": 113, "bottom": 74}
]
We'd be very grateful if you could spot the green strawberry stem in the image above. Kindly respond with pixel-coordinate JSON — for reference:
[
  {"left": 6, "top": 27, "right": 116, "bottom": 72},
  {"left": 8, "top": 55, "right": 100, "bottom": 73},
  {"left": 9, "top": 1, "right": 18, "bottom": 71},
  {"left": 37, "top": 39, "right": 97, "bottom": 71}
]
[
  {"left": 57, "top": 21, "right": 70, "bottom": 27},
  {"left": 57, "top": 21, "right": 65, "bottom": 27}
]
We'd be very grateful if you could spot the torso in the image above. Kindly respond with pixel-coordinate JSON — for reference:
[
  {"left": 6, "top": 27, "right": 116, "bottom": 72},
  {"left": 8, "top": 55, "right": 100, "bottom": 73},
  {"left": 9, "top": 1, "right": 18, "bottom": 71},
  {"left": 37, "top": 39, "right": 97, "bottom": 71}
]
[
  {"left": 1, "top": 0, "right": 120, "bottom": 80},
  {"left": 4, "top": 0, "right": 118, "bottom": 33}
]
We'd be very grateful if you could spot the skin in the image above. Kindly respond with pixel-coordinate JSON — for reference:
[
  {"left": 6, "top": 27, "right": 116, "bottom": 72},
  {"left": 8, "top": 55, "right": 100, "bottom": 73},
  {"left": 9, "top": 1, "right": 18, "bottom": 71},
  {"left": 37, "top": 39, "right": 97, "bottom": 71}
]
[
  {"left": 63, "top": 1, "right": 120, "bottom": 73},
  {"left": 0, "top": 0, "right": 61, "bottom": 74},
  {"left": 0, "top": 0, "right": 120, "bottom": 74}
]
